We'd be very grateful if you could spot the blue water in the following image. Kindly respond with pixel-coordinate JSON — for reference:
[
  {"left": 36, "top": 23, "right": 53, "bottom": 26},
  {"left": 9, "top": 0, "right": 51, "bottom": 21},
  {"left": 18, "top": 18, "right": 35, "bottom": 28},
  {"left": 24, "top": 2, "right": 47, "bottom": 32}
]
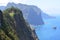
[{"left": 35, "top": 17, "right": 60, "bottom": 40}]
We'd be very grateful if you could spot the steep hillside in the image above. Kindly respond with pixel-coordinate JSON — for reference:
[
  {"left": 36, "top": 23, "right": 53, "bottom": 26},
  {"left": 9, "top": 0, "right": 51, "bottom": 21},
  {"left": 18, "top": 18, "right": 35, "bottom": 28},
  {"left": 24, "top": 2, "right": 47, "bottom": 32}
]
[
  {"left": 0, "top": 7, "right": 38, "bottom": 40},
  {"left": 6, "top": 3, "right": 44, "bottom": 25},
  {"left": 0, "top": 3, "right": 55, "bottom": 19},
  {"left": 0, "top": 10, "right": 19, "bottom": 40},
  {"left": 0, "top": 3, "right": 44, "bottom": 25}
]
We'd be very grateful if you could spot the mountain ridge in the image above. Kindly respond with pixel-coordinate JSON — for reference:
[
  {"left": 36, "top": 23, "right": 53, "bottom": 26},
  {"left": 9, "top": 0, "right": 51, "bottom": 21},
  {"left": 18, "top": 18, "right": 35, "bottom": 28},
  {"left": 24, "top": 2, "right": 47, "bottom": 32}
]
[
  {"left": 0, "top": 2, "right": 55, "bottom": 25},
  {"left": 0, "top": 7, "right": 39, "bottom": 40}
]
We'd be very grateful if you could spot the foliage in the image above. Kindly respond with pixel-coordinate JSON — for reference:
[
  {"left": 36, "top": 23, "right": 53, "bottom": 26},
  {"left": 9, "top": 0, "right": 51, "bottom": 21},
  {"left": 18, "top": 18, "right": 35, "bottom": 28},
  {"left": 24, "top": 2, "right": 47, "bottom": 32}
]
[
  {"left": 9, "top": 12, "right": 14, "bottom": 17},
  {"left": 0, "top": 7, "right": 19, "bottom": 40},
  {"left": 0, "top": 29, "right": 11, "bottom": 40}
]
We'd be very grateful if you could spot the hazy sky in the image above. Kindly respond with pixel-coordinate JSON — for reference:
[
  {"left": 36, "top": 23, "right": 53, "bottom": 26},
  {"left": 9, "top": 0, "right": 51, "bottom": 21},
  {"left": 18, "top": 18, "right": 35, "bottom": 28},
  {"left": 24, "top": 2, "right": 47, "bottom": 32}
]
[{"left": 0, "top": 0, "right": 60, "bottom": 16}]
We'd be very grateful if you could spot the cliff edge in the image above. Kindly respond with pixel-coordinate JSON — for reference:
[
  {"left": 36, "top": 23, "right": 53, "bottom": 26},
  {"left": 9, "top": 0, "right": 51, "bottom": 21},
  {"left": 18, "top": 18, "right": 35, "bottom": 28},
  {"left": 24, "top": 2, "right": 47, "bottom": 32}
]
[{"left": 0, "top": 7, "right": 39, "bottom": 40}]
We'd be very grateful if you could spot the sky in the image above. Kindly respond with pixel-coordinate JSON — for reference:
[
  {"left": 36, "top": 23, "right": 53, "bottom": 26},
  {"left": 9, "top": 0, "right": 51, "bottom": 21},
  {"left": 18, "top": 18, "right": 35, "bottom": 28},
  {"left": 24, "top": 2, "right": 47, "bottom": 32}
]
[{"left": 0, "top": 0, "right": 60, "bottom": 16}]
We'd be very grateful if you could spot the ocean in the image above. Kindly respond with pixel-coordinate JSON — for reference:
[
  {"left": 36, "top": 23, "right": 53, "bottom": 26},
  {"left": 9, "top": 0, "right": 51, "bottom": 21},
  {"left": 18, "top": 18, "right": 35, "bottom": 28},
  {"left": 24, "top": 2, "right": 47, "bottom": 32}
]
[{"left": 35, "top": 17, "right": 60, "bottom": 40}]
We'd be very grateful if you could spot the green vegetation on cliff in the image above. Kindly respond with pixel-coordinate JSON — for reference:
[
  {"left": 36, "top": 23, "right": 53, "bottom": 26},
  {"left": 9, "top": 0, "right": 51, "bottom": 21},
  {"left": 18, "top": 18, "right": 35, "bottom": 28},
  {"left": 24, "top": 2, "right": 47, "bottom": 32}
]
[
  {"left": 0, "top": 7, "right": 38, "bottom": 40},
  {"left": 0, "top": 29, "right": 11, "bottom": 40},
  {"left": 0, "top": 7, "right": 19, "bottom": 40}
]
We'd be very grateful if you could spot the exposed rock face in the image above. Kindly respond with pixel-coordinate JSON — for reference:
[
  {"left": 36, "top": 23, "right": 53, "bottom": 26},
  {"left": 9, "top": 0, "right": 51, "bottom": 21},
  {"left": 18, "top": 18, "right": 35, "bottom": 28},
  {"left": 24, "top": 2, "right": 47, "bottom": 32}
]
[
  {"left": 7, "top": 3, "right": 44, "bottom": 25},
  {"left": 14, "top": 13, "right": 38, "bottom": 40},
  {"left": 3, "top": 7, "right": 39, "bottom": 40},
  {"left": 0, "top": 3, "right": 44, "bottom": 25},
  {"left": 27, "top": 8, "right": 43, "bottom": 25},
  {"left": 0, "top": 10, "right": 3, "bottom": 27}
]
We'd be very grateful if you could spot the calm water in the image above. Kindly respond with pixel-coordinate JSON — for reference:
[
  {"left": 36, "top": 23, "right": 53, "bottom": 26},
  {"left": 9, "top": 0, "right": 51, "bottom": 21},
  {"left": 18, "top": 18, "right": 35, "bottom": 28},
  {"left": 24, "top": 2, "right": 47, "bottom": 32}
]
[{"left": 35, "top": 17, "right": 60, "bottom": 40}]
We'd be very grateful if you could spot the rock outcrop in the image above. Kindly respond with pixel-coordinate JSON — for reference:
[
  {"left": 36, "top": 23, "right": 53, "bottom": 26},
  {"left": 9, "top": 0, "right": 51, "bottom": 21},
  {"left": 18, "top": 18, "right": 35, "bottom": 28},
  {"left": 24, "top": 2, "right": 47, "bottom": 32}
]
[
  {"left": 0, "top": 10, "right": 3, "bottom": 27},
  {"left": 0, "top": 7, "right": 39, "bottom": 40},
  {"left": 0, "top": 3, "right": 44, "bottom": 25}
]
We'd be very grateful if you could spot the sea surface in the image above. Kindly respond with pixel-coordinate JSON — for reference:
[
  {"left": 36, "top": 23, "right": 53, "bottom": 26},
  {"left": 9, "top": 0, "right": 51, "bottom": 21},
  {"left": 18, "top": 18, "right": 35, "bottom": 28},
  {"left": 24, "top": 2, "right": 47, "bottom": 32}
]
[{"left": 35, "top": 17, "right": 60, "bottom": 40}]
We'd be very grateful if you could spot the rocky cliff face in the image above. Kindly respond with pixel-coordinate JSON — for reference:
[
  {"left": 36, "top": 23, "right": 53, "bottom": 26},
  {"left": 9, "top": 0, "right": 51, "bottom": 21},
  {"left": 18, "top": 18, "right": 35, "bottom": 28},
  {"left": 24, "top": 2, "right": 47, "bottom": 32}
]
[
  {"left": 0, "top": 3, "right": 44, "bottom": 25},
  {"left": 0, "top": 7, "right": 38, "bottom": 40},
  {"left": 7, "top": 3, "right": 44, "bottom": 25},
  {"left": 0, "top": 10, "right": 3, "bottom": 27}
]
